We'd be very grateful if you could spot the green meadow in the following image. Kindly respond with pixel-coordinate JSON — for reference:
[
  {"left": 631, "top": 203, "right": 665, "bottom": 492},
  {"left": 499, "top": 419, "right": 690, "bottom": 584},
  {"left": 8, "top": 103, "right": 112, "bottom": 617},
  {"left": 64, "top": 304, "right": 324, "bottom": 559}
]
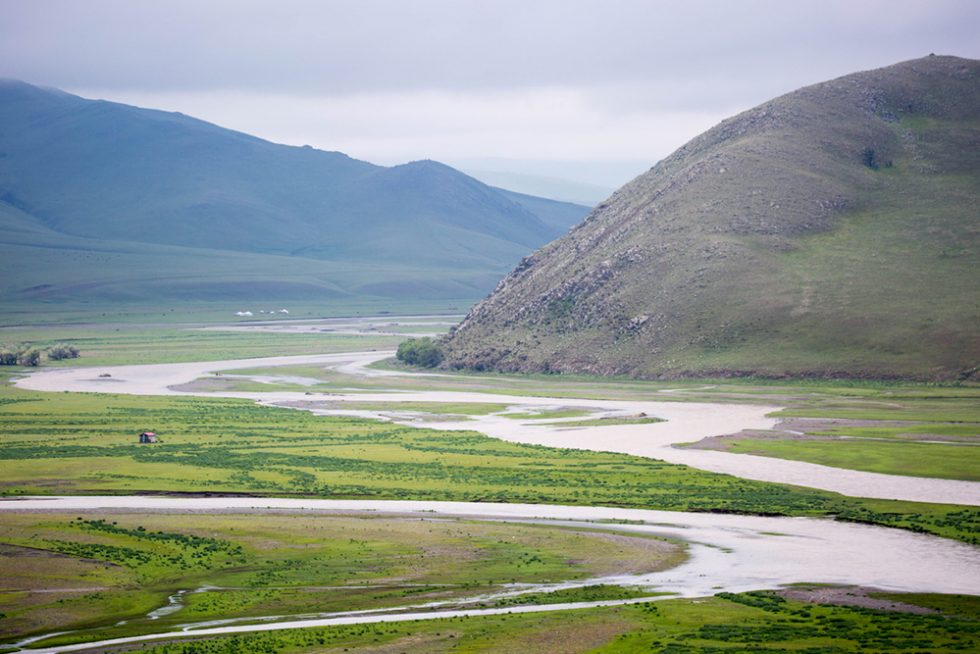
[
  {"left": 33, "top": 591, "right": 980, "bottom": 654},
  {"left": 0, "top": 384, "right": 828, "bottom": 513},
  {"left": 698, "top": 391, "right": 980, "bottom": 482},
  {"left": 1, "top": 323, "right": 978, "bottom": 651},
  {"left": 0, "top": 322, "right": 405, "bottom": 367},
  {"left": 726, "top": 438, "right": 979, "bottom": 481},
  {"left": 0, "top": 512, "right": 683, "bottom": 646},
  {"left": 0, "top": 378, "right": 977, "bottom": 545},
  {"left": 222, "top": 357, "right": 980, "bottom": 414},
  {"left": 0, "top": 297, "right": 466, "bottom": 329},
  {"left": 195, "top": 355, "right": 980, "bottom": 486}
]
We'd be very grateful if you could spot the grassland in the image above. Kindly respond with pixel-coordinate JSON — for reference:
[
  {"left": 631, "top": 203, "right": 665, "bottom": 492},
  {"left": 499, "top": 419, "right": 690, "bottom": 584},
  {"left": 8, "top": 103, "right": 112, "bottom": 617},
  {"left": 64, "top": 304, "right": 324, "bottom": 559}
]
[
  {"left": 26, "top": 590, "right": 980, "bottom": 653},
  {"left": 0, "top": 376, "right": 978, "bottom": 545},
  {"left": 5, "top": 502, "right": 975, "bottom": 654},
  {"left": 0, "top": 511, "right": 682, "bottom": 645},
  {"left": 225, "top": 358, "right": 980, "bottom": 411},
  {"left": 870, "top": 592, "right": 980, "bottom": 618},
  {"left": 684, "top": 391, "right": 980, "bottom": 482},
  {"left": 0, "top": 294, "right": 468, "bottom": 328},
  {"left": 725, "top": 438, "right": 979, "bottom": 481},
  {"left": 0, "top": 323, "right": 405, "bottom": 367},
  {"left": 191, "top": 358, "right": 980, "bottom": 485},
  {"left": 0, "top": 324, "right": 978, "bottom": 651},
  {"left": 0, "top": 383, "right": 827, "bottom": 513}
]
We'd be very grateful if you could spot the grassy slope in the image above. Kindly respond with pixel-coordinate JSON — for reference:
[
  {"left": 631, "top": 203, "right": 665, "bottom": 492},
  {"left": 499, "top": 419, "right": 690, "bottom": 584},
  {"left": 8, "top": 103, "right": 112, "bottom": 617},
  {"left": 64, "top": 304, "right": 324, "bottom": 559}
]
[
  {"left": 441, "top": 55, "right": 980, "bottom": 380},
  {"left": 0, "top": 201, "right": 495, "bottom": 309},
  {"left": 0, "top": 80, "right": 589, "bottom": 307}
]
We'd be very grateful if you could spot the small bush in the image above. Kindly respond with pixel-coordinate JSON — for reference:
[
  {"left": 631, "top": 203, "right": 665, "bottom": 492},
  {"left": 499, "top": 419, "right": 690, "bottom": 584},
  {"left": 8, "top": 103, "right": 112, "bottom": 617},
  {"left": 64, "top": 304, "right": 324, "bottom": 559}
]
[
  {"left": 16, "top": 348, "right": 41, "bottom": 367},
  {"left": 396, "top": 337, "right": 443, "bottom": 368},
  {"left": 47, "top": 344, "right": 80, "bottom": 360},
  {"left": 862, "top": 146, "right": 879, "bottom": 170},
  {"left": 0, "top": 345, "right": 42, "bottom": 366}
]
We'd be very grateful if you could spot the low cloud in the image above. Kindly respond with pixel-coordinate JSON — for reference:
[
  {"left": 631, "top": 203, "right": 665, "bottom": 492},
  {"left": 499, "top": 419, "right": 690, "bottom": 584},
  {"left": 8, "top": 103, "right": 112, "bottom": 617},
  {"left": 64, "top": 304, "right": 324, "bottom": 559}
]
[
  {"left": 74, "top": 86, "right": 733, "bottom": 168},
  {"left": 3, "top": 0, "right": 978, "bottom": 186}
]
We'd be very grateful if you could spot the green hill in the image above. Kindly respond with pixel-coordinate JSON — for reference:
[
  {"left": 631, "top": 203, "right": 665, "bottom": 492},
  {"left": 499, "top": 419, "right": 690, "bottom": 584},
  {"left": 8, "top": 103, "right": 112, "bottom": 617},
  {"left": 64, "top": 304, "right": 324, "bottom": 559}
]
[
  {"left": 0, "top": 80, "right": 587, "bottom": 309},
  {"left": 441, "top": 55, "right": 980, "bottom": 381}
]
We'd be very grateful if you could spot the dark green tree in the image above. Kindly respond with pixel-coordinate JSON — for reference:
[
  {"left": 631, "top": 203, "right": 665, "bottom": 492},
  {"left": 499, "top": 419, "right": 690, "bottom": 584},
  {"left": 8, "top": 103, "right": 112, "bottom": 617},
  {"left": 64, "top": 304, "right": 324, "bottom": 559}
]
[{"left": 396, "top": 337, "right": 444, "bottom": 368}]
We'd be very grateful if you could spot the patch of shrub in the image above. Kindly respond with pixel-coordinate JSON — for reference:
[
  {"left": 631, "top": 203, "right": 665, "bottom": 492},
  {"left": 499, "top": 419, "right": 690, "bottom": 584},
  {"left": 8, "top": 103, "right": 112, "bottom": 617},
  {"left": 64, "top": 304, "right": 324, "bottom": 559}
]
[
  {"left": 0, "top": 348, "right": 17, "bottom": 366},
  {"left": 0, "top": 345, "right": 41, "bottom": 366},
  {"left": 17, "top": 348, "right": 41, "bottom": 366},
  {"left": 862, "top": 146, "right": 879, "bottom": 169},
  {"left": 47, "top": 344, "right": 80, "bottom": 360},
  {"left": 396, "top": 337, "right": 444, "bottom": 368}
]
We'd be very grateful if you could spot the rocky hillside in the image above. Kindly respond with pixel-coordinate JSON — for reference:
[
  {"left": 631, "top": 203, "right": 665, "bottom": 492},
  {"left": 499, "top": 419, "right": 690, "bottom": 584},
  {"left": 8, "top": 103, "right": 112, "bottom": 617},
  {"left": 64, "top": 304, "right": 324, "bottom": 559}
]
[{"left": 441, "top": 55, "right": 980, "bottom": 380}]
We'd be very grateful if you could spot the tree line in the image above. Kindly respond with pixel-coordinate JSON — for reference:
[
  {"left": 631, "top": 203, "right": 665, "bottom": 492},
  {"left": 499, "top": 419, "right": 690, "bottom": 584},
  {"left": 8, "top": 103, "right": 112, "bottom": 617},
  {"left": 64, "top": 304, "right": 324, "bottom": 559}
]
[{"left": 0, "top": 343, "right": 79, "bottom": 367}]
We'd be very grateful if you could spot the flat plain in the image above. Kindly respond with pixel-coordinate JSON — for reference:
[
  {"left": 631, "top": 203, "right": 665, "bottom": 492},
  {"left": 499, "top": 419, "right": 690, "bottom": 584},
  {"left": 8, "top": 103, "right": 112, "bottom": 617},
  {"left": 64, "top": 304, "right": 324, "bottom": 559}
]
[
  {"left": 0, "top": 511, "right": 680, "bottom": 647},
  {"left": 1, "top": 317, "right": 978, "bottom": 652}
]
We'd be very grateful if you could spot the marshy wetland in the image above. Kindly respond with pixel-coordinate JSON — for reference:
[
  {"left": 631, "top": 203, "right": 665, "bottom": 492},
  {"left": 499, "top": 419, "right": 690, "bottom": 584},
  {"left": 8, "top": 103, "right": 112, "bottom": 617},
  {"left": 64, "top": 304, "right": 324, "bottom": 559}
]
[{"left": 1, "top": 316, "right": 978, "bottom": 652}]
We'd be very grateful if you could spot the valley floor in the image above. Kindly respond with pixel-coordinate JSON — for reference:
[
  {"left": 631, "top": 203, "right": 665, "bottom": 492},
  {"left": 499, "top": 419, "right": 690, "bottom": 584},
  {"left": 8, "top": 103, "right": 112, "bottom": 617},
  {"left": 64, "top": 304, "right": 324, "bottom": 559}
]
[
  {"left": 14, "top": 348, "right": 979, "bottom": 505},
  {"left": 1, "top": 315, "right": 978, "bottom": 652}
]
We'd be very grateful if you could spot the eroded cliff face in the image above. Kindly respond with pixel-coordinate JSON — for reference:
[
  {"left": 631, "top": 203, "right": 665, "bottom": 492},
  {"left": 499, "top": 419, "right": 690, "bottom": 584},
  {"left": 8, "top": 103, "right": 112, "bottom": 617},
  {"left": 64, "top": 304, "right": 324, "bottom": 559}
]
[{"left": 441, "top": 55, "right": 980, "bottom": 380}]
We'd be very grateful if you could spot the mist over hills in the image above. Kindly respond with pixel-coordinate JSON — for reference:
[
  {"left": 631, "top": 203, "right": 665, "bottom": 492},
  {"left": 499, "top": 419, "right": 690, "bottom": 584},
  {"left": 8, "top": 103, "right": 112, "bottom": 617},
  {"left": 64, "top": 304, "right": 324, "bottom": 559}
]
[
  {"left": 464, "top": 169, "right": 615, "bottom": 206},
  {"left": 442, "top": 55, "right": 980, "bottom": 380},
  {"left": 0, "top": 80, "right": 588, "bottom": 305}
]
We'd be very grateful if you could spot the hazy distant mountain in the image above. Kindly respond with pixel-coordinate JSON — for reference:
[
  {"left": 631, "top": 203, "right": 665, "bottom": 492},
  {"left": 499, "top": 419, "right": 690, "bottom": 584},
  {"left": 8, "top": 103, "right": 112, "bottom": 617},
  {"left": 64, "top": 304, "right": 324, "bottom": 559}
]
[
  {"left": 442, "top": 55, "right": 980, "bottom": 380},
  {"left": 464, "top": 169, "right": 615, "bottom": 206},
  {"left": 0, "top": 80, "right": 588, "bottom": 304}
]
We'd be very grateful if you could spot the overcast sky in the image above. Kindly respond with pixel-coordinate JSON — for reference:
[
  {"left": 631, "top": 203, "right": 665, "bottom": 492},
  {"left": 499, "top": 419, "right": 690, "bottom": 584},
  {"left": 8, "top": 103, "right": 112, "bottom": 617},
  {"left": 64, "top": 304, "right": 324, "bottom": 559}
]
[{"left": 2, "top": 0, "right": 978, "bottom": 188}]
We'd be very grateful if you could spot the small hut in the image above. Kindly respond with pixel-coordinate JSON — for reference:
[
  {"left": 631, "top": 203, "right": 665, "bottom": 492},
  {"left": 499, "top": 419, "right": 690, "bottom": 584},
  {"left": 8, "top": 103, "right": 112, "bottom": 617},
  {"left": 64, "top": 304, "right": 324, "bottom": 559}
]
[{"left": 138, "top": 431, "right": 158, "bottom": 444}]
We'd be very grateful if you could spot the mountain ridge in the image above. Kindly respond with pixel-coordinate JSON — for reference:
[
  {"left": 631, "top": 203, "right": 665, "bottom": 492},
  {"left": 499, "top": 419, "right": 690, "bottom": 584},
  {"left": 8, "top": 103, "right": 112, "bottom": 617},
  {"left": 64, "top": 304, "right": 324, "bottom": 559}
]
[{"left": 0, "top": 80, "right": 589, "bottom": 304}]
